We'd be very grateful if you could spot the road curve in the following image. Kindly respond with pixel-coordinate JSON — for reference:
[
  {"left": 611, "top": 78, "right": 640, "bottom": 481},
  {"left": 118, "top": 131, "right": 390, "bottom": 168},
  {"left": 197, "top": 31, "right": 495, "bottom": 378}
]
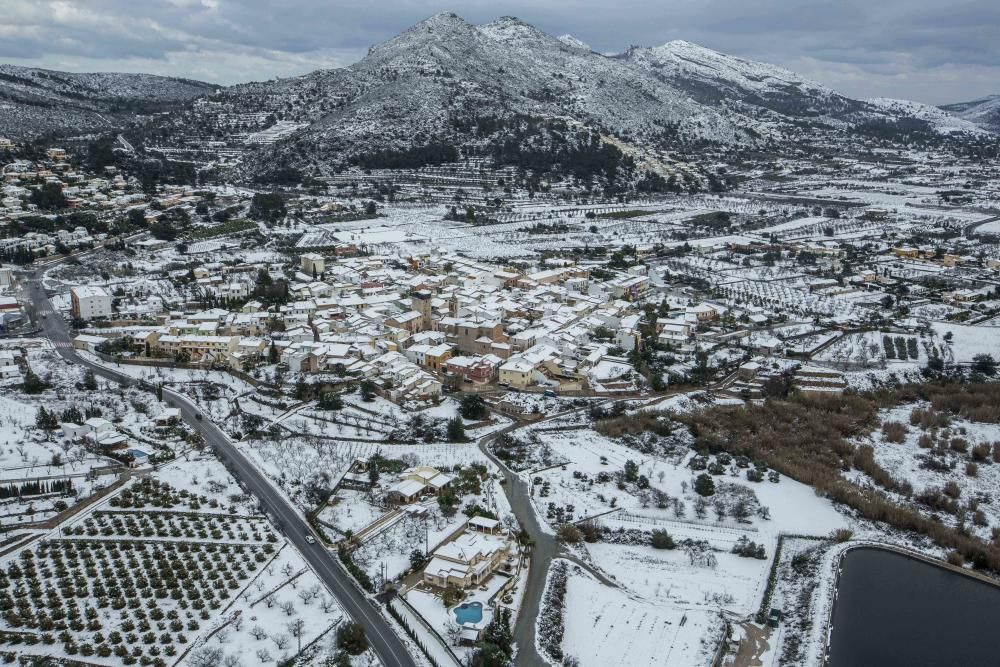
[{"left": 20, "top": 269, "right": 418, "bottom": 667}]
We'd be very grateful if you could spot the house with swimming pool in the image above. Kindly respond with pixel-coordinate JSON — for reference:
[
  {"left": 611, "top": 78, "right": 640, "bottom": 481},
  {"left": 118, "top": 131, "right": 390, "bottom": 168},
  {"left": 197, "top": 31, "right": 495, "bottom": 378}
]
[{"left": 422, "top": 528, "right": 513, "bottom": 589}]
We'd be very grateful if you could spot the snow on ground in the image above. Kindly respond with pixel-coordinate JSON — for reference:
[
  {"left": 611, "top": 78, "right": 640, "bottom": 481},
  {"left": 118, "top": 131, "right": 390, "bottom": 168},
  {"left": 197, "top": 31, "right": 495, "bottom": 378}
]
[
  {"left": 930, "top": 322, "right": 999, "bottom": 363},
  {"left": 79, "top": 351, "right": 257, "bottom": 395},
  {"left": 0, "top": 454, "right": 354, "bottom": 666},
  {"left": 584, "top": 542, "right": 764, "bottom": 611},
  {"left": 560, "top": 560, "right": 721, "bottom": 667},
  {"left": 525, "top": 427, "right": 845, "bottom": 541},
  {"left": 858, "top": 403, "right": 1000, "bottom": 542},
  {"left": 318, "top": 491, "right": 385, "bottom": 535}
]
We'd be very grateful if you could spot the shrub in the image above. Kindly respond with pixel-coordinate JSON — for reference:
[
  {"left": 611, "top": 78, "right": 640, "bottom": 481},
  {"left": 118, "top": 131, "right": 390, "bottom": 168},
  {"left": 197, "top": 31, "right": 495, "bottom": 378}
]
[
  {"left": 971, "top": 443, "right": 991, "bottom": 462},
  {"left": 831, "top": 528, "right": 854, "bottom": 543},
  {"left": 336, "top": 622, "right": 368, "bottom": 655},
  {"left": 442, "top": 586, "right": 464, "bottom": 607},
  {"left": 881, "top": 421, "right": 907, "bottom": 443},
  {"left": 556, "top": 524, "right": 583, "bottom": 544},
  {"left": 694, "top": 473, "right": 715, "bottom": 497},
  {"left": 650, "top": 529, "right": 676, "bottom": 550},
  {"left": 578, "top": 521, "right": 602, "bottom": 543},
  {"left": 459, "top": 395, "right": 489, "bottom": 421}
]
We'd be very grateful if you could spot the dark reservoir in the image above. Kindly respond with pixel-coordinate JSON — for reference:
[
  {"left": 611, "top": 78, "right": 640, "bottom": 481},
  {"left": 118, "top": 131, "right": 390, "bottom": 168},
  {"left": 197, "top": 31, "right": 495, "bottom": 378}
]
[{"left": 828, "top": 547, "right": 1000, "bottom": 667}]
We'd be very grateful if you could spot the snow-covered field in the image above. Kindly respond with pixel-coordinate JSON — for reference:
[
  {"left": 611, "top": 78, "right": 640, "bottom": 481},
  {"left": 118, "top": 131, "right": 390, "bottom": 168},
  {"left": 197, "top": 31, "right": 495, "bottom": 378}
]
[
  {"left": 559, "top": 560, "right": 721, "bottom": 667},
  {"left": 0, "top": 457, "right": 355, "bottom": 666}
]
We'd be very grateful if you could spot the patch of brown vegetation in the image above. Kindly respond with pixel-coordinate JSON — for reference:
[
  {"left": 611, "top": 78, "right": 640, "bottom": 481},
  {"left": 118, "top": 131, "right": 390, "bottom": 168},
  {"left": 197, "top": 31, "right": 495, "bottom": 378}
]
[{"left": 675, "top": 388, "right": 1000, "bottom": 572}]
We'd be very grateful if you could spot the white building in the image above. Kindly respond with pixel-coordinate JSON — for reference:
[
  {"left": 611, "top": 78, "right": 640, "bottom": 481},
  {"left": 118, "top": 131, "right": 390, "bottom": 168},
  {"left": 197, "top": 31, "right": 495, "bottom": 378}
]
[{"left": 70, "top": 286, "right": 113, "bottom": 320}]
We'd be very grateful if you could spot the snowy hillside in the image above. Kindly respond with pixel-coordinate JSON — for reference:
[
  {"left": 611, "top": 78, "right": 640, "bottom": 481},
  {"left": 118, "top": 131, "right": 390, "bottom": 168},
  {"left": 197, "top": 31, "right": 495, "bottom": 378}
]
[
  {"left": 940, "top": 94, "right": 1000, "bottom": 132},
  {"left": 9, "top": 11, "right": 994, "bottom": 178},
  {"left": 253, "top": 13, "right": 751, "bottom": 158},
  {"left": 0, "top": 64, "right": 214, "bottom": 139},
  {"left": 149, "top": 12, "right": 997, "bottom": 185},
  {"left": 864, "top": 97, "right": 991, "bottom": 136},
  {"left": 622, "top": 39, "right": 851, "bottom": 116}
]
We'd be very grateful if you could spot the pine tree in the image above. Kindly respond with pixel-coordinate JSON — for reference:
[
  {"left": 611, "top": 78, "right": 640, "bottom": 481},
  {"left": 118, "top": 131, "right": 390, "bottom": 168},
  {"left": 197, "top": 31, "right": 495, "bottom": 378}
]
[
  {"left": 35, "top": 406, "right": 58, "bottom": 431},
  {"left": 82, "top": 369, "right": 97, "bottom": 391},
  {"left": 446, "top": 417, "right": 467, "bottom": 442}
]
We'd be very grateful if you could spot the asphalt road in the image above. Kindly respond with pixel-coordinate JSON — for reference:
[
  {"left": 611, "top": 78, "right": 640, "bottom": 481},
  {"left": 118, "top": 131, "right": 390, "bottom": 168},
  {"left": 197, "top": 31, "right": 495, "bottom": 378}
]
[
  {"left": 21, "top": 268, "right": 418, "bottom": 667},
  {"left": 478, "top": 423, "right": 555, "bottom": 667}
]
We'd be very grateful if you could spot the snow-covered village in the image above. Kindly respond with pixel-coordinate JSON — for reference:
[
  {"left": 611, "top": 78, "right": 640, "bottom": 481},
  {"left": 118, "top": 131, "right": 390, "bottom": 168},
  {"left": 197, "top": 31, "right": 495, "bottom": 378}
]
[{"left": 1, "top": 6, "right": 1000, "bottom": 667}]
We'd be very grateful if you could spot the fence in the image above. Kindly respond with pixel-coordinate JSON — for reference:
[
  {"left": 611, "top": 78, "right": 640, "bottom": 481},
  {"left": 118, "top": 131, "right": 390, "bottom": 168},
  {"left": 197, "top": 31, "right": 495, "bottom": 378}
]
[
  {"left": 615, "top": 510, "right": 760, "bottom": 535},
  {"left": 94, "top": 352, "right": 273, "bottom": 389},
  {"left": 390, "top": 595, "right": 463, "bottom": 667}
]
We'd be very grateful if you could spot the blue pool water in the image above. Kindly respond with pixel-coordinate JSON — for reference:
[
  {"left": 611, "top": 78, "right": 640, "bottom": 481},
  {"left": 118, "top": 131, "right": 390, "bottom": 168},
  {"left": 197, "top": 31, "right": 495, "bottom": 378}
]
[{"left": 453, "top": 601, "right": 483, "bottom": 625}]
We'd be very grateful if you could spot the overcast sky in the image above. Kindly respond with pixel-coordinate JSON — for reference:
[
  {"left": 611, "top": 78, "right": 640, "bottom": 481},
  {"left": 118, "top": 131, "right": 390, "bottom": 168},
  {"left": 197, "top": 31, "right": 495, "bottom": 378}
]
[{"left": 2, "top": 0, "right": 997, "bottom": 104}]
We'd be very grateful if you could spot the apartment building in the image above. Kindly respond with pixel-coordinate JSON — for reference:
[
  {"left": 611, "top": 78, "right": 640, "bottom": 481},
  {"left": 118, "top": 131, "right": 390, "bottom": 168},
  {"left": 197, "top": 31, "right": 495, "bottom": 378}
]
[{"left": 70, "top": 286, "right": 113, "bottom": 320}]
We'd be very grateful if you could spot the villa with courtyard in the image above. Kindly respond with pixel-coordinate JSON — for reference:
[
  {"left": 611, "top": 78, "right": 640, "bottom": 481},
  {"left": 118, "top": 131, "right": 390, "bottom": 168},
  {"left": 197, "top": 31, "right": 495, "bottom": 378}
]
[{"left": 422, "top": 526, "right": 513, "bottom": 589}]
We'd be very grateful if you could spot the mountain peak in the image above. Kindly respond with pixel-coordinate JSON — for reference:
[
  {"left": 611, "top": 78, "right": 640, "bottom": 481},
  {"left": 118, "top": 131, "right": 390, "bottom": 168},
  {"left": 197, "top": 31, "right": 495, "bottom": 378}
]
[
  {"left": 557, "top": 34, "right": 592, "bottom": 51},
  {"left": 626, "top": 39, "right": 836, "bottom": 101},
  {"left": 420, "top": 11, "right": 466, "bottom": 26},
  {"left": 477, "top": 15, "right": 555, "bottom": 44},
  {"left": 401, "top": 11, "right": 473, "bottom": 36}
]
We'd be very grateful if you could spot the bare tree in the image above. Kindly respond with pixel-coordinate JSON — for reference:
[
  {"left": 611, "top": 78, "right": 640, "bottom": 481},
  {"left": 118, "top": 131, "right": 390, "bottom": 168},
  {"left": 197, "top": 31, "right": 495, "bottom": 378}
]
[
  {"left": 319, "top": 595, "right": 337, "bottom": 613},
  {"left": 297, "top": 588, "right": 313, "bottom": 605},
  {"left": 445, "top": 621, "right": 462, "bottom": 646},
  {"left": 270, "top": 633, "right": 289, "bottom": 651},
  {"left": 264, "top": 594, "right": 276, "bottom": 608},
  {"left": 279, "top": 600, "right": 295, "bottom": 616},
  {"left": 189, "top": 647, "right": 224, "bottom": 667},
  {"left": 255, "top": 649, "right": 272, "bottom": 663},
  {"left": 223, "top": 656, "right": 242, "bottom": 667},
  {"left": 249, "top": 625, "right": 268, "bottom": 641},
  {"left": 287, "top": 618, "right": 306, "bottom": 653}
]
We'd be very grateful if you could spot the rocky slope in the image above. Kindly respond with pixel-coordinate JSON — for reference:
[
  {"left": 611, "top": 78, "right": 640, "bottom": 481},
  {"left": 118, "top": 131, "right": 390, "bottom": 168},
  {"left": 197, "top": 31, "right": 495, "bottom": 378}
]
[
  {"left": 940, "top": 95, "right": 1000, "bottom": 132},
  {"left": 7, "top": 12, "right": 993, "bottom": 182},
  {"left": 209, "top": 13, "right": 993, "bottom": 181},
  {"left": 0, "top": 64, "right": 215, "bottom": 139}
]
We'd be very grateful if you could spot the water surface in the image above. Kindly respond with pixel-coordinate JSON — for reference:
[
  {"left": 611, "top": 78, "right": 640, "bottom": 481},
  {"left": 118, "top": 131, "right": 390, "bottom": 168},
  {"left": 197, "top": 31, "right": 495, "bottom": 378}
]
[{"left": 828, "top": 547, "right": 1000, "bottom": 666}]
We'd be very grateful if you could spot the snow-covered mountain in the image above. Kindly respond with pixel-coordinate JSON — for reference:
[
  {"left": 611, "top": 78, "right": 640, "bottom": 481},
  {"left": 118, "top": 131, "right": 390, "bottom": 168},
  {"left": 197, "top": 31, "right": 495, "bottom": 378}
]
[
  {"left": 6, "top": 12, "right": 993, "bottom": 180},
  {"left": 864, "top": 98, "right": 990, "bottom": 136},
  {"left": 940, "top": 95, "right": 1000, "bottom": 132},
  {"left": 0, "top": 64, "right": 214, "bottom": 139},
  {"left": 230, "top": 13, "right": 752, "bottom": 166},
  {"left": 620, "top": 40, "right": 856, "bottom": 118},
  {"left": 176, "top": 13, "right": 993, "bottom": 183}
]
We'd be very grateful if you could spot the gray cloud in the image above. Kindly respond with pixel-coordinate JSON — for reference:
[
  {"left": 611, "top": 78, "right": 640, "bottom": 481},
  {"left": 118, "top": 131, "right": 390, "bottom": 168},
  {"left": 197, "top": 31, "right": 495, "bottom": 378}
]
[{"left": 0, "top": 0, "right": 997, "bottom": 103}]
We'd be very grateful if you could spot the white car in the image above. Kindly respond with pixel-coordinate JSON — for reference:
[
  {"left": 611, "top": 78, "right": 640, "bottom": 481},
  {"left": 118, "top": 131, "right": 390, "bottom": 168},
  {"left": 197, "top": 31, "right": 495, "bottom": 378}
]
[{"left": 305, "top": 535, "right": 316, "bottom": 545}]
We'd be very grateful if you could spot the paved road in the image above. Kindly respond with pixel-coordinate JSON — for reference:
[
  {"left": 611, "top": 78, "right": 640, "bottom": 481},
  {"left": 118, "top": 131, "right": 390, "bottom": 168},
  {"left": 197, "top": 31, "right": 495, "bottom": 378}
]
[
  {"left": 478, "top": 423, "right": 556, "bottom": 667},
  {"left": 480, "top": 385, "right": 738, "bottom": 665},
  {"left": 20, "top": 268, "right": 418, "bottom": 667},
  {"left": 965, "top": 214, "right": 1000, "bottom": 237}
]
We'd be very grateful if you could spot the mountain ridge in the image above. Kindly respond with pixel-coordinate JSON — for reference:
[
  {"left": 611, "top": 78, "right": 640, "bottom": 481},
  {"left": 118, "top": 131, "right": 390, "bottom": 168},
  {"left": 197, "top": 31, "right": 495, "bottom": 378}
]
[
  {"left": 939, "top": 94, "right": 1000, "bottom": 132},
  {"left": 3, "top": 11, "right": 995, "bottom": 186},
  {"left": 0, "top": 64, "right": 215, "bottom": 139}
]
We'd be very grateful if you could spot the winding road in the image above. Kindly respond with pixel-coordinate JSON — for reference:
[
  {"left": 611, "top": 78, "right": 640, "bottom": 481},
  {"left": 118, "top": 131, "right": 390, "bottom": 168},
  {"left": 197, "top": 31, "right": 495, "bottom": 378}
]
[{"left": 19, "top": 267, "right": 418, "bottom": 667}]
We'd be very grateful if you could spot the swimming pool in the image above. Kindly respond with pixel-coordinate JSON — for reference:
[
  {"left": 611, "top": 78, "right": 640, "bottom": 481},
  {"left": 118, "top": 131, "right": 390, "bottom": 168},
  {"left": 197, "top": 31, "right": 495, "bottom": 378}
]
[{"left": 453, "top": 601, "right": 483, "bottom": 625}]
